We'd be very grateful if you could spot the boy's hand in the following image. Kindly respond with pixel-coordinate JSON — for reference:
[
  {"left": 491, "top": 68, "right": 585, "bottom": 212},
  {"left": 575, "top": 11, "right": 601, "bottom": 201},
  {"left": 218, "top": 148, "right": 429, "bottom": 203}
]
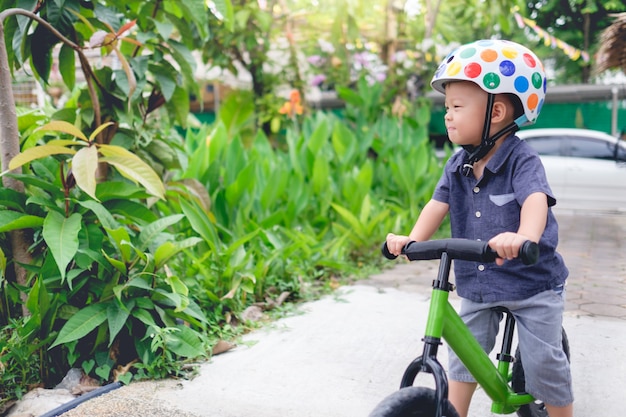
[
  {"left": 488, "top": 232, "right": 533, "bottom": 266},
  {"left": 385, "top": 233, "right": 412, "bottom": 257}
]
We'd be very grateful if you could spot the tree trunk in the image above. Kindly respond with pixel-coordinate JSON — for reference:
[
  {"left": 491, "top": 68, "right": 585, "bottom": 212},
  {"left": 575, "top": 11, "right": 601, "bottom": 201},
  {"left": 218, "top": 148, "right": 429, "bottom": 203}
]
[{"left": 0, "top": 12, "right": 34, "bottom": 316}]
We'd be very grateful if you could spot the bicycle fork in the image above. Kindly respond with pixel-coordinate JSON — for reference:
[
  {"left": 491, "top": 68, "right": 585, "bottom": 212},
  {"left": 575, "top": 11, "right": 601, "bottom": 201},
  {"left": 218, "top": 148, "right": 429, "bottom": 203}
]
[
  {"left": 397, "top": 253, "right": 534, "bottom": 416},
  {"left": 397, "top": 253, "right": 454, "bottom": 417}
]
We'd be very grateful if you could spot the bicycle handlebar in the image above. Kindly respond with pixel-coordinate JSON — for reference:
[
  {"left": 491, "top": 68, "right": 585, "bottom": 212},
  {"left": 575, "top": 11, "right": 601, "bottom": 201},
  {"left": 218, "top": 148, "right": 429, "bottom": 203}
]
[{"left": 381, "top": 238, "right": 539, "bottom": 266}]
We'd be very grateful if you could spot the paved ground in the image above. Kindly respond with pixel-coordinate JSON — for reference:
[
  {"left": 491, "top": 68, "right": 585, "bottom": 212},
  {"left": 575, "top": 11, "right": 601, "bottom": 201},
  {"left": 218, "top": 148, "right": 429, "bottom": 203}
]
[{"left": 9, "top": 210, "right": 626, "bottom": 417}]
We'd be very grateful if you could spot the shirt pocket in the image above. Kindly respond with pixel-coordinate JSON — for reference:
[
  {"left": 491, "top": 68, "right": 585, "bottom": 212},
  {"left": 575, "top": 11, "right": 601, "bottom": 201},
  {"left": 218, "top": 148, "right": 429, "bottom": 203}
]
[{"left": 489, "top": 193, "right": 520, "bottom": 229}]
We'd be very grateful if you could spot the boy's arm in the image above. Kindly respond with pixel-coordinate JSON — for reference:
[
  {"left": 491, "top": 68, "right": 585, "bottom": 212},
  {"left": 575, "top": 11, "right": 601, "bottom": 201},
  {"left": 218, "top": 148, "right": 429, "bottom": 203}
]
[
  {"left": 488, "top": 192, "right": 548, "bottom": 265},
  {"left": 386, "top": 199, "right": 449, "bottom": 256}
]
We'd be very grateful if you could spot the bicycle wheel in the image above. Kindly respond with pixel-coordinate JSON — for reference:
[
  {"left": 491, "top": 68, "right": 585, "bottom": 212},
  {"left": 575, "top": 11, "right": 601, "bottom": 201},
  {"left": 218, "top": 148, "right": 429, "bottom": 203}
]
[
  {"left": 511, "top": 328, "right": 570, "bottom": 417},
  {"left": 368, "top": 387, "right": 460, "bottom": 417}
]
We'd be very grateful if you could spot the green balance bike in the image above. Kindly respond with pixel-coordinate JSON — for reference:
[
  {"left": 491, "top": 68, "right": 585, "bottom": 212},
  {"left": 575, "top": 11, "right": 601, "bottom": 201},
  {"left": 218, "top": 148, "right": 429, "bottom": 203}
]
[{"left": 369, "top": 238, "right": 569, "bottom": 417}]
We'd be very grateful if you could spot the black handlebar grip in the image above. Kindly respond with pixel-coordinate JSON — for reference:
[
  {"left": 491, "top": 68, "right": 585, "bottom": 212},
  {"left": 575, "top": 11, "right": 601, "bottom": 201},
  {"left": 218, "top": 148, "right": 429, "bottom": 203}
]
[
  {"left": 519, "top": 240, "right": 539, "bottom": 265},
  {"left": 381, "top": 242, "right": 398, "bottom": 260}
]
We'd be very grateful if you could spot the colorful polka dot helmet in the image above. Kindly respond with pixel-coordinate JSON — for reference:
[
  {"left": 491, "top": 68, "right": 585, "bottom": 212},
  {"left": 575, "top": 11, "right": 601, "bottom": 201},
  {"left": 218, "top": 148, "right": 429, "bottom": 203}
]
[{"left": 431, "top": 39, "right": 546, "bottom": 126}]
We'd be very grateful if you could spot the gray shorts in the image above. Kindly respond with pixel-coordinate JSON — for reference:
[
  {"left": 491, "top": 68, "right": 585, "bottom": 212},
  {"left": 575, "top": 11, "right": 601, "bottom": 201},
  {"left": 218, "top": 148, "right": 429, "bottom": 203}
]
[{"left": 447, "top": 288, "right": 574, "bottom": 407}]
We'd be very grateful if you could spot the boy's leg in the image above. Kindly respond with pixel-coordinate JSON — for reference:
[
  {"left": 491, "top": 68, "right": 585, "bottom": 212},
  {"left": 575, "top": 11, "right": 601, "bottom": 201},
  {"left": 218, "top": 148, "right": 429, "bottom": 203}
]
[
  {"left": 514, "top": 289, "right": 574, "bottom": 413},
  {"left": 447, "top": 299, "right": 501, "bottom": 416},
  {"left": 545, "top": 403, "right": 573, "bottom": 417},
  {"left": 448, "top": 380, "right": 477, "bottom": 417}
]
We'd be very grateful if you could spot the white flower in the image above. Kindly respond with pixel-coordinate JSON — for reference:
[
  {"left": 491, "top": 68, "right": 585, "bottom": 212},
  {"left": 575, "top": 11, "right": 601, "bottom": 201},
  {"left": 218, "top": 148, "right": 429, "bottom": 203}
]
[{"left": 318, "top": 39, "right": 335, "bottom": 54}]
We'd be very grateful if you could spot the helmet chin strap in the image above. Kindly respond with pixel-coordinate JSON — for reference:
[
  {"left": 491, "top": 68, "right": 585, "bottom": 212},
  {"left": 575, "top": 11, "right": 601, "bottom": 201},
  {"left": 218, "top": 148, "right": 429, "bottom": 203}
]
[{"left": 461, "top": 93, "right": 519, "bottom": 177}]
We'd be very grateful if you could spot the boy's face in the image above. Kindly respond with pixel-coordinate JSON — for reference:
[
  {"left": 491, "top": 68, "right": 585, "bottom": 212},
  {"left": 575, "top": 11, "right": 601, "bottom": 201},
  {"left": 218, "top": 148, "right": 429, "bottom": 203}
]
[{"left": 443, "top": 81, "right": 488, "bottom": 147}]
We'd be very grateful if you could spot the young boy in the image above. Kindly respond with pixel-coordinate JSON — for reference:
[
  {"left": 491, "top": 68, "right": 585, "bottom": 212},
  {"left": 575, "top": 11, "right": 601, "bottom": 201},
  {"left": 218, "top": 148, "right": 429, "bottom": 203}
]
[{"left": 385, "top": 39, "right": 573, "bottom": 417}]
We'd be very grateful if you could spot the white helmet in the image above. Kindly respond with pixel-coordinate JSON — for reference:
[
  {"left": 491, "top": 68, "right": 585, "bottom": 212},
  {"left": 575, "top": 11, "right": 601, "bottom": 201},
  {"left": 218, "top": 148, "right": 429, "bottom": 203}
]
[{"left": 431, "top": 39, "right": 546, "bottom": 126}]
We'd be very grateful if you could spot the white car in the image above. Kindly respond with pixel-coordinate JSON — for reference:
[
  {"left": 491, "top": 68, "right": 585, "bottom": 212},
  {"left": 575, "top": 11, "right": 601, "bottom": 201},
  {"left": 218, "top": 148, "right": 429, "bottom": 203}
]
[{"left": 516, "top": 128, "right": 626, "bottom": 212}]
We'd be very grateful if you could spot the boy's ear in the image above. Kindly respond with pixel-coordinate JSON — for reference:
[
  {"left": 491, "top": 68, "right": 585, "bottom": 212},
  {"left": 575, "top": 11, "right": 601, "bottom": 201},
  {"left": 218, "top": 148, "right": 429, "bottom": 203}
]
[{"left": 491, "top": 100, "right": 509, "bottom": 123}]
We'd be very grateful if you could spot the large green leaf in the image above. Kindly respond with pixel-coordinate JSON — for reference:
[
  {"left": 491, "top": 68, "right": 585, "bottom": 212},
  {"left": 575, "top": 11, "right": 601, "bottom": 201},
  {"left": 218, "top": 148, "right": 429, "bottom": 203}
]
[
  {"left": 42, "top": 211, "right": 82, "bottom": 283},
  {"left": 50, "top": 303, "right": 108, "bottom": 349}
]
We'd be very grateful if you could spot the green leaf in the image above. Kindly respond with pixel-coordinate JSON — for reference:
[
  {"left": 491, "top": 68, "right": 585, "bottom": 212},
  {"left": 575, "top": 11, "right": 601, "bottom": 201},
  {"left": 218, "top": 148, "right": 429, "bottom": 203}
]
[
  {"left": 164, "top": 326, "right": 206, "bottom": 359},
  {"left": 165, "top": 275, "right": 189, "bottom": 297},
  {"left": 167, "top": 85, "right": 191, "bottom": 127},
  {"left": 307, "top": 116, "right": 330, "bottom": 155},
  {"left": 312, "top": 155, "right": 330, "bottom": 195},
  {"left": 77, "top": 200, "right": 119, "bottom": 230},
  {"left": 136, "top": 214, "right": 185, "bottom": 251},
  {"left": 95, "top": 364, "right": 112, "bottom": 381},
  {"left": 0, "top": 210, "right": 44, "bottom": 232},
  {"left": 107, "top": 302, "right": 131, "bottom": 347},
  {"left": 131, "top": 308, "right": 157, "bottom": 327},
  {"left": 103, "top": 251, "right": 127, "bottom": 275},
  {"left": 104, "top": 226, "right": 133, "bottom": 263},
  {"left": 331, "top": 203, "right": 365, "bottom": 240},
  {"left": 30, "top": 25, "right": 52, "bottom": 82},
  {"left": 150, "top": 64, "right": 177, "bottom": 101},
  {"left": 331, "top": 122, "right": 357, "bottom": 165},
  {"left": 59, "top": 43, "right": 76, "bottom": 90},
  {"left": 124, "top": 277, "right": 153, "bottom": 292},
  {"left": 211, "top": 0, "right": 234, "bottom": 31},
  {"left": 26, "top": 276, "right": 49, "bottom": 322},
  {"left": 179, "top": 198, "right": 219, "bottom": 250},
  {"left": 95, "top": 181, "right": 151, "bottom": 201},
  {"left": 154, "top": 237, "right": 203, "bottom": 268},
  {"left": 336, "top": 86, "right": 364, "bottom": 107},
  {"left": 42, "top": 211, "right": 82, "bottom": 283},
  {"left": 50, "top": 303, "right": 108, "bottom": 349},
  {"left": 72, "top": 146, "right": 99, "bottom": 200}
]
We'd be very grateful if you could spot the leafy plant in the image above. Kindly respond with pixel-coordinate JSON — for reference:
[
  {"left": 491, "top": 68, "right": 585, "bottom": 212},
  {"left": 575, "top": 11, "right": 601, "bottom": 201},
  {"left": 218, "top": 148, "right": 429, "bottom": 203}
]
[
  {"left": 0, "top": 318, "right": 43, "bottom": 412},
  {"left": 8, "top": 120, "right": 165, "bottom": 202}
]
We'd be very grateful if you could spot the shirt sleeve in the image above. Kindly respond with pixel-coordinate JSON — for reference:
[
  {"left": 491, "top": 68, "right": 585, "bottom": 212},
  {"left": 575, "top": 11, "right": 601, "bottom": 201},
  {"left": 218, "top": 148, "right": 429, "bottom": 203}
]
[
  {"left": 432, "top": 153, "right": 460, "bottom": 204},
  {"left": 512, "top": 146, "right": 557, "bottom": 207}
]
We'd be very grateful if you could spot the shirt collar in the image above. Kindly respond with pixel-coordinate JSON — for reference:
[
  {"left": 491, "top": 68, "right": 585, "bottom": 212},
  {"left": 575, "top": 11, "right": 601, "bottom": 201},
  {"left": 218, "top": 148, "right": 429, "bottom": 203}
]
[
  {"left": 485, "top": 133, "right": 519, "bottom": 174},
  {"left": 450, "top": 133, "right": 519, "bottom": 175}
]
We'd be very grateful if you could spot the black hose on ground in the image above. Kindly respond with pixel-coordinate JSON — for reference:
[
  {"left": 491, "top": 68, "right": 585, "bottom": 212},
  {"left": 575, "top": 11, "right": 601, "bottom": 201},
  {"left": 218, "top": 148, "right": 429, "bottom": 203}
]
[{"left": 38, "top": 381, "right": 124, "bottom": 417}]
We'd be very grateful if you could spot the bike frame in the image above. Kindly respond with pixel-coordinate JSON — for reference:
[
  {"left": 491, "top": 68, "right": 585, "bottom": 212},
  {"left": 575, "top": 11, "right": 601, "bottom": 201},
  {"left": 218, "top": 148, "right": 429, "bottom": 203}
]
[{"left": 399, "top": 251, "right": 535, "bottom": 416}]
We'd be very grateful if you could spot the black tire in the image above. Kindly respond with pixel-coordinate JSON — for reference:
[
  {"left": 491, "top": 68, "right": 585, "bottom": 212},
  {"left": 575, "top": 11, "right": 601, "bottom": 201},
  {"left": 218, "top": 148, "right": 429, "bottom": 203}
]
[
  {"left": 369, "top": 387, "right": 460, "bottom": 417},
  {"left": 511, "top": 328, "right": 570, "bottom": 417}
]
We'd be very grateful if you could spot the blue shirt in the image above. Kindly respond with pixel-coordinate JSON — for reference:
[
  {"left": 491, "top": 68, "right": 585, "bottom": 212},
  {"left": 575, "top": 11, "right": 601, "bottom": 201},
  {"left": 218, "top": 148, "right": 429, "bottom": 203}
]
[{"left": 432, "top": 134, "right": 569, "bottom": 302}]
